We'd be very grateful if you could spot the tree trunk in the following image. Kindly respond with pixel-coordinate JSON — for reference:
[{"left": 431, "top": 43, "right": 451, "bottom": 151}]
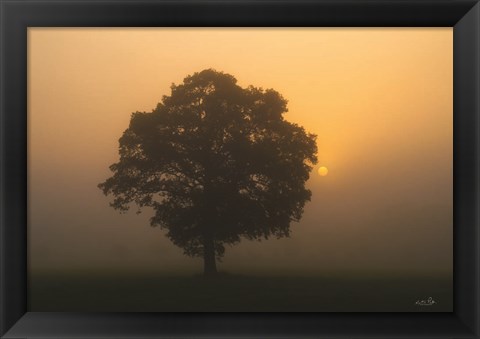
[{"left": 203, "top": 234, "right": 217, "bottom": 276}]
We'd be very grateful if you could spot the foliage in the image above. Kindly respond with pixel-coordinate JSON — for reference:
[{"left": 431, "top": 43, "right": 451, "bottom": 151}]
[{"left": 99, "top": 69, "right": 317, "bottom": 268}]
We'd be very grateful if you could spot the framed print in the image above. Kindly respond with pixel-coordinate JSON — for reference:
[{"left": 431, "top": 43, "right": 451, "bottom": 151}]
[{"left": 1, "top": 0, "right": 479, "bottom": 338}]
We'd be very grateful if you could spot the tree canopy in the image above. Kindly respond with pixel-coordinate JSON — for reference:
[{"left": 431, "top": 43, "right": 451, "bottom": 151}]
[{"left": 99, "top": 69, "right": 317, "bottom": 275}]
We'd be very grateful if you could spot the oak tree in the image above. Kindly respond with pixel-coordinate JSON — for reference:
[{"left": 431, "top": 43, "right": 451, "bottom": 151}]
[{"left": 99, "top": 69, "right": 317, "bottom": 275}]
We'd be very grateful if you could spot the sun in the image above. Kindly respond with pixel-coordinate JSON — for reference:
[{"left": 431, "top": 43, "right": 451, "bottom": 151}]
[{"left": 318, "top": 166, "right": 329, "bottom": 176}]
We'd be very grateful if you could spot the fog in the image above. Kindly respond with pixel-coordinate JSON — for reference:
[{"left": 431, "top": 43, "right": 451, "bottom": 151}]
[{"left": 28, "top": 28, "right": 452, "bottom": 278}]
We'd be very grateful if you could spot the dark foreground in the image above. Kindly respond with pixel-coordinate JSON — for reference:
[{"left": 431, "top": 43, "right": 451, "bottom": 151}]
[{"left": 29, "top": 272, "right": 452, "bottom": 312}]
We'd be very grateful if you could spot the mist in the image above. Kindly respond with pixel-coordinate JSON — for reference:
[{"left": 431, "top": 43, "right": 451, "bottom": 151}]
[{"left": 28, "top": 28, "right": 452, "bottom": 280}]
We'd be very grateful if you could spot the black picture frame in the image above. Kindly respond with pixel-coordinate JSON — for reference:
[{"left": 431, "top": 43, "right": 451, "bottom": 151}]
[{"left": 1, "top": 0, "right": 479, "bottom": 338}]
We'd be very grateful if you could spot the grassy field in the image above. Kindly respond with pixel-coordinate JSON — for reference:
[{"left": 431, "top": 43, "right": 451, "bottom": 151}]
[{"left": 29, "top": 272, "right": 452, "bottom": 312}]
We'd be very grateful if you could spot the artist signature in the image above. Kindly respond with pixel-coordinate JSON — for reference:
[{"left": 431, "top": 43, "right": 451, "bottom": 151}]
[{"left": 415, "top": 297, "right": 437, "bottom": 306}]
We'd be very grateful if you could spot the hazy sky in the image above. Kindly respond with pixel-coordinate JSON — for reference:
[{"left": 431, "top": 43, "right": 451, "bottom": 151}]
[{"left": 28, "top": 28, "right": 452, "bottom": 276}]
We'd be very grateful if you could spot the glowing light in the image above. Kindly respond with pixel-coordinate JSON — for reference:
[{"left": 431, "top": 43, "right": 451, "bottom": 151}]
[{"left": 318, "top": 166, "right": 329, "bottom": 176}]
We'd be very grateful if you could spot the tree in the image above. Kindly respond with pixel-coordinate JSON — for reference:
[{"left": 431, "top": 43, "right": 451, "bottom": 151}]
[{"left": 98, "top": 69, "right": 317, "bottom": 276}]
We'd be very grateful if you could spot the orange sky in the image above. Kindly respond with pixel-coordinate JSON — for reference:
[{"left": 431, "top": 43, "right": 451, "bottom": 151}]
[{"left": 28, "top": 28, "right": 452, "bottom": 276}]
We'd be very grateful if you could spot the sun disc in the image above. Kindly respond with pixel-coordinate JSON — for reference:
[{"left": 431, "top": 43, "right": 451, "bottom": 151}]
[{"left": 318, "top": 166, "right": 329, "bottom": 176}]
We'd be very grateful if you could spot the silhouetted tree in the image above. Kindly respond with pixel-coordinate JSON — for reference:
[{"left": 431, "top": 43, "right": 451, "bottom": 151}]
[{"left": 99, "top": 69, "right": 317, "bottom": 276}]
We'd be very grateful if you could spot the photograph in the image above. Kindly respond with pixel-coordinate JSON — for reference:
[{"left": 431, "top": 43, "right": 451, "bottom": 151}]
[{"left": 28, "top": 27, "right": 453, "bottom": 312}]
